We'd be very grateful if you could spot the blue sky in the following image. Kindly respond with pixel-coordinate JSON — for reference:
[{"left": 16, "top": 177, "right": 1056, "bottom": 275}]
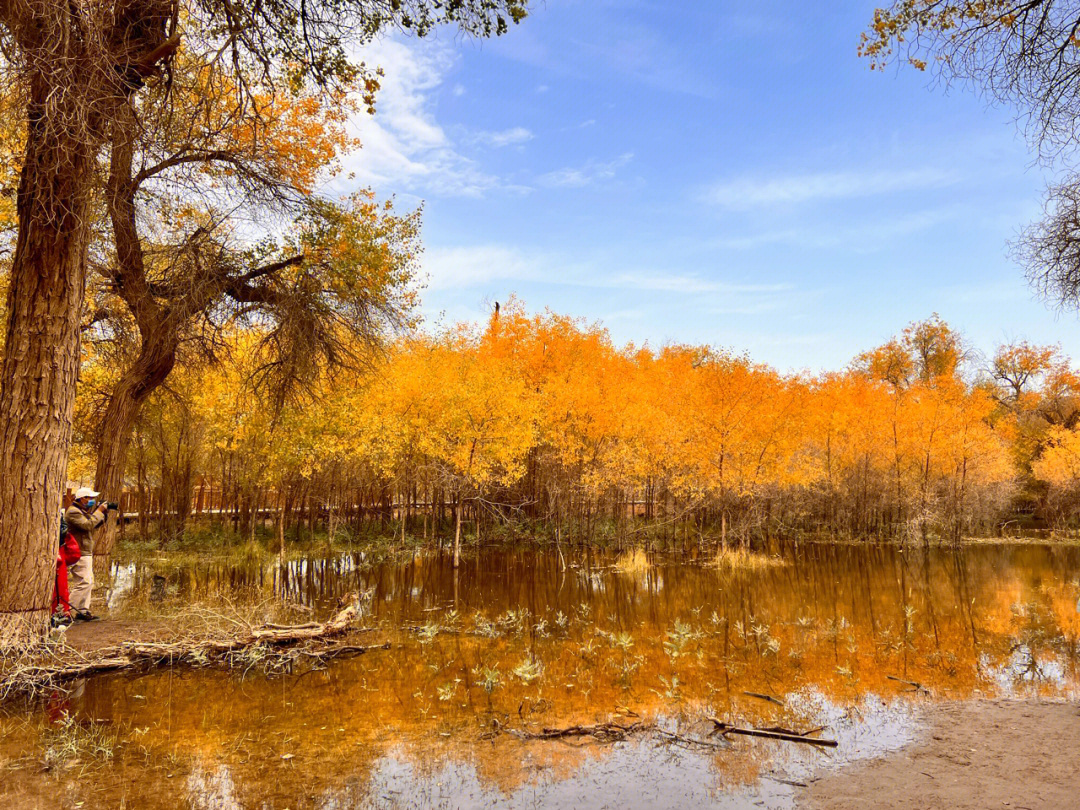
[{"left": 336, "top": 0, "right": 1080, "bottom": 372}]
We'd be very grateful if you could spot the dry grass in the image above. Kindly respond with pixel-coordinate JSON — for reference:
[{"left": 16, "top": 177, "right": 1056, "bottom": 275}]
[
  {"left": 711, "top": 546, "right": 785, "bottom": 571},
  {"left": 614, "top": 548, "right": 651, "bottom": 574},
  {"left": 41, "top": 715, "right": 120, "bottom": 769}
]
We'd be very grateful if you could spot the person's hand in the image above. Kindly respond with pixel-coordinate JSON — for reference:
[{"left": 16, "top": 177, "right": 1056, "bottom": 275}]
[{"left": 96, "top": 503, "right": 108, "bottom": 514}]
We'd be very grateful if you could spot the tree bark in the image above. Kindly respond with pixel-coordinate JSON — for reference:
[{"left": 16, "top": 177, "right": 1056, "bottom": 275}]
[
  {"left": 0, "top": 86, "right": 96, "bottom": 646},
  {"left": 91, "top": 337, "right": 179, "bottom": 561},
  {"left": 91, "top": 102, "right": 180, "bottom": 564}
]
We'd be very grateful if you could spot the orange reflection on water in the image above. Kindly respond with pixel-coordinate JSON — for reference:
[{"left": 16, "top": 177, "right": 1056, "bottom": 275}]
[{"left": 1, "top": 542, "right": 1078, "bottom": 809}]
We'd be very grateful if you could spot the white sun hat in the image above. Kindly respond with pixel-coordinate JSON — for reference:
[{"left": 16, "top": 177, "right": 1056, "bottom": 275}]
[{"left": 74, "top": 487, "right": 100, "bottom": 500}]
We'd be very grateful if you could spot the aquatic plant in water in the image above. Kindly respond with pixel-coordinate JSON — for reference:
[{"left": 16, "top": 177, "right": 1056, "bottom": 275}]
[{"left": 513, "top": 658, "right": 544, "bottom": 685}]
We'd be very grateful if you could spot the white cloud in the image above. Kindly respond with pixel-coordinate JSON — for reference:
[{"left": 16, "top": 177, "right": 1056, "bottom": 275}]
[
  {"left": 711, "top": 207, "right": 961, "bottom": 251},
  {"left": 703, "top": 168, "right": 960, "bottom": 210},
  {"left": 472, "top": 127, "right": 534, "bottom": 148},
  {"left": 423, "top": 245, "right": 544, "bottom": 291},
  {"left": 538, "top": 152, "right": 634, "bottom": 188},
  {"left": 422, "top": 245, "right": 803, "bottom": 317},
  {"left": 340, "top": 38, "right": 515, "bottom": 197},
  {"left": 610, "top": 272, "right": 789, "bottom": 296}
]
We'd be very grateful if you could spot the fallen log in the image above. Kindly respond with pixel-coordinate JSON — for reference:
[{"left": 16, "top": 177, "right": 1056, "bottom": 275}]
[
  {"left": 709, "top": 719, "right": 838, "bottom": 748},
  {"left": 1, "top": 598, "right": 383, "bottom": 697},
  {"left": 299, "top": 642, "right": 391, "bottom": 662}
]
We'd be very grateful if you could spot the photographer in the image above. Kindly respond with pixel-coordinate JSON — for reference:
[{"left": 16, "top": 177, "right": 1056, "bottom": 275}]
[{"left": 65, "top": 487, "right": 111, "bottom": 621}]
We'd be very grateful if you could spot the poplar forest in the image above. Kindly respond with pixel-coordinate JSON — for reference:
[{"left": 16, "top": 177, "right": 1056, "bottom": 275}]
[
  {"left": 70, "top": 306, "right": 1080, "bottom": 553},
  {"left": 1, "top": 2, "right": 1080, "bottom": 810}
]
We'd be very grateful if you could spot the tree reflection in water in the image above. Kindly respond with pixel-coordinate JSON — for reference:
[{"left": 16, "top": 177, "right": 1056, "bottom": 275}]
[{"left": 2, "top": 542, "right": 1077, "bottom": 809}]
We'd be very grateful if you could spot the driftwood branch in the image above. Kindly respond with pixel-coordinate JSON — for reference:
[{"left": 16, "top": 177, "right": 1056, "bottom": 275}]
[
  {"left": 505, "top": 716, "right": 828, "bottom": 753},
  {"left": 653, "top": 728, "right": 732, "bottom": 751},
  {"left": 1, "top": 599, "right": 383, "bottom": 697},
  {"left": 709, "top": 719, "right": 838, "bottom": 748},
  {"left": 502, "top": 711, "right": 841, "bottom": 751},
  {"left": 743, "top": 690, "right": 785, "bottom": 707},
  {"left": 887, "top": 675, "right": 930, "bottom": 693}
]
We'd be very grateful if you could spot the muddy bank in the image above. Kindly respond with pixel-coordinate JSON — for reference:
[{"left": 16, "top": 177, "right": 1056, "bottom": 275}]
[
  {"left": 61, "top": 619, "right": 173, "bottom": 653},
  {"left": 803, "top": 699, "right": 1080, "bottom": 809}
]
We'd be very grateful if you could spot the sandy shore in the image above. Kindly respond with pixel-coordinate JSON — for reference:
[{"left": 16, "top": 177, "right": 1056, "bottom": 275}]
[{"left": 802, "top": 698, "right": 1080, "bottom": 810}]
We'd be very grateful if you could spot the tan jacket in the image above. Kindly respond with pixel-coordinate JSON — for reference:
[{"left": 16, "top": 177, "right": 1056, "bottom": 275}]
[{"left": 65, "top": 504, "right": 105, "bottom": 555}]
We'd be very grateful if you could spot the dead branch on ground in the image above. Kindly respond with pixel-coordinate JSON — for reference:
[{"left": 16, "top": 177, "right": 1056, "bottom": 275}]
[{"left": 1, "top": 597, "right": 386, "bottom": 699}]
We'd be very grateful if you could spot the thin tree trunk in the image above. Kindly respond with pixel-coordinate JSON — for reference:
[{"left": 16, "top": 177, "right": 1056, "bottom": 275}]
[
  {"left": 137, "top": 450, "right": 148, "bottom": 538},
  {"left": 453, "top": 496, "right": 462, "bottom": 569},
  {"left": 327, "top": 496, "right": 338, "bottom": 550}
]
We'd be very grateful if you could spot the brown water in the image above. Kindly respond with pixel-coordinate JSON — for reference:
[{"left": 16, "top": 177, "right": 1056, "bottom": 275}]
[{"left": 2, "top": 542, "right": 1079, "bottom": 809}]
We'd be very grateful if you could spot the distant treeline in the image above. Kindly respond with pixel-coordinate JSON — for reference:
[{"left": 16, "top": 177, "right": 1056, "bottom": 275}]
[{"left": 72, "top": 304, "right": 1080, "bottom": 551}]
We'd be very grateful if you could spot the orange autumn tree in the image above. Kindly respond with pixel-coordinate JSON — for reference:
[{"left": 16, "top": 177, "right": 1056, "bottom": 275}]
[
  {"left": 989, "top": 341, "right": 1080, "bottom": 505},
  {"left": 619, "top": 347, "right": 699, "bottom": 535},
  {"left": 429, "top": 322, "right": 539, "bottom": 566},
  {"left": 507, "top": 305, "right": 629, "bottom": 539},
  {"left": 363, "top": 314, "right": 539, "bottom": 566},
  {"left": 681, "top": 349, "right": 812, "bottom": 544},
  {"left": 1033, "top": 427, "right": 1080, "bottom": 526},
  {"left": 806, "top": 372, "right": 895, "bottom": 535},
  {"left": 69, "top": 307, "right": 1075, "bottom": 551},
  {"left": 82, "top": 55, "right": 421, "bottom": 563},
  {"left": 851, "top": 317, "right": 1012, "bottom": 539}
]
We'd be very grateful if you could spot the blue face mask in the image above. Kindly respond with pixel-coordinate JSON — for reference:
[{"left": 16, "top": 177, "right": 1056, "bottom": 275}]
[{"left": 86, "top": 499, "right": 97, "bottom": 510}]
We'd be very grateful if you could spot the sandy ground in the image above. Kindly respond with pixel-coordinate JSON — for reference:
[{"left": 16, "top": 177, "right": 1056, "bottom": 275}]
[
  {"left": 802, "top": 699, "right": 1080, "bottom": 810},
  {"left": 61, "top": 618, "right": 170, "bottom": 653}
]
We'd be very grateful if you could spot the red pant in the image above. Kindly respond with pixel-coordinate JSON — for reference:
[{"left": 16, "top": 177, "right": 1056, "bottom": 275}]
[{"left": 52, "top": 534, "right": 81, "bottom": 615}]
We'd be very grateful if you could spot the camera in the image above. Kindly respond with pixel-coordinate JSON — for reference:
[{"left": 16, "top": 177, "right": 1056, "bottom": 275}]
[{"left": 106, "top": 502, "right": 119, "bottom": 510}]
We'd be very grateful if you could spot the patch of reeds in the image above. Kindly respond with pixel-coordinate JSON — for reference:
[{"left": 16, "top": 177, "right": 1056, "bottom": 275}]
[
  {"left": 711, "top": 546, "right": 785, "bottom": 571},
  {"left": 41, "top": 715, "right": 120, "bottom": 768},
  {"left": 614, "top": 548, "right": 651, "bottom": 574}
]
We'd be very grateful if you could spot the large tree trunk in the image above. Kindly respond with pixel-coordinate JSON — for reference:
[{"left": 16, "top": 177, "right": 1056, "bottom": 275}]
[{"left": 0, "top": 91, "right": 96, "bottom": 646}]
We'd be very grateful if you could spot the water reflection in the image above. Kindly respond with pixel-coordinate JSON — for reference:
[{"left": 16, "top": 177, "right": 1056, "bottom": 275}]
[{"left": 2, "top": 542, "right": 1078, "bottom": 809}]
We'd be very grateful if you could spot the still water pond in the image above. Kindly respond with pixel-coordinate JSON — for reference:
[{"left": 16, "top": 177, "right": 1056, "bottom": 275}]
[{"left": 3, "top": 542, "right": 1079, "bottom": 809}]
